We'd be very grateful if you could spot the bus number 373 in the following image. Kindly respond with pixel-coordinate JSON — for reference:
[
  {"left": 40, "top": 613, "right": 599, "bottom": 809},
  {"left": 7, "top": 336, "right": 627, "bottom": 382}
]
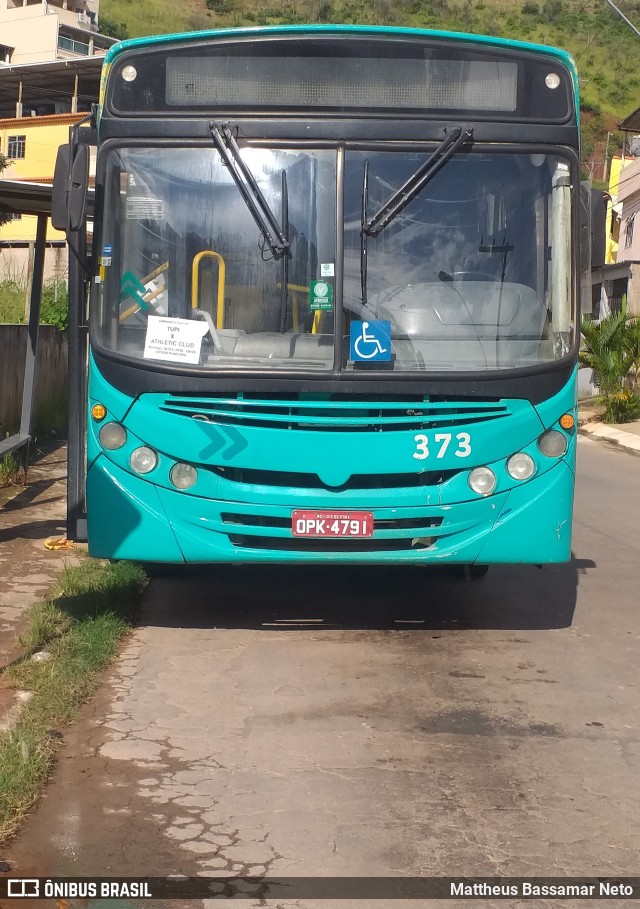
[{"left": 413, "top": 432, "right": 472, "bottom": 460}]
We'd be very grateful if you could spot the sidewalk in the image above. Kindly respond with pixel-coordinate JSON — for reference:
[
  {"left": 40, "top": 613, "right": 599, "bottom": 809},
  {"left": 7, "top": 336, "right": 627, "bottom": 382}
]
[
  {"left": 577, "top": 400, "right": 640, "bottom": 455},
  {"left": 0, "top": 445, "right": 82, "bottom": 677}
]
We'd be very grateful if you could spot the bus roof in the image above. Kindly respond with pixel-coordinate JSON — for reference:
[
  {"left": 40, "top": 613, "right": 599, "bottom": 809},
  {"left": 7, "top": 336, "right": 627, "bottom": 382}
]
[
  {"left": 102, "top": 25, "right": 579, "bottom": 120},
  {"left": 104, "top": 23, "right": 576, "bottom": 78}
]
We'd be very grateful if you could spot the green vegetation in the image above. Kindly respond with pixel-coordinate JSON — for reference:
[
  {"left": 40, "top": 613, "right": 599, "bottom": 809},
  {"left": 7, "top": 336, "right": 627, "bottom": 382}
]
[
  {"left": 580, "top": 312, "right": 640, "bottom": 423},
  {"left": 99, "top": 0, "right": 640, "bottom": 165},
  {"left": 97, "top": 15, "right": 129, "bottom": 39},
  {"left": 0, "top": 280, "right": 68, "bottom": 332},
  {"left": 0, "top": 278, "right": 68, "bottom": 439},
  {"left": 0, "top": 452, "right": 25, "bottom": 488},
  {"left": 0, "top": 559, "right": 147, "bottom": 843}
]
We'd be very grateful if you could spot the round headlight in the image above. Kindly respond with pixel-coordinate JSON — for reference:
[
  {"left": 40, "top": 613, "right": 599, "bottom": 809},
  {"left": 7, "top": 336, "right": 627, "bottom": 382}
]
[
  {"left": 99, "top": 422, "right": 127, "bottom": 450},
  {"left": 507, "top": 452, "right": 536, "bottom": 480},
  {"left": 130, "top": 446, "right": 158, "bottom": 475},
  {"left": 538, "top": 430, "right": 567, "bottom": 458},
  {"left": 468, "top": 466, "right": 497, "bottom": 496},
  {"left": 170, "top": 463, "right": 197, "bottom": 490},
  {"left": 121, "top": 64, "right": 138, "bottom": 83}
]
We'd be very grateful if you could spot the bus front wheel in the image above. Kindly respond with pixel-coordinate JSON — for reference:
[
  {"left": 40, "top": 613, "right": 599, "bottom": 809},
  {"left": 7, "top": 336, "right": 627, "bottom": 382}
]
[{"left": 456, "top": 564, "right": 489, "bottom": 580}]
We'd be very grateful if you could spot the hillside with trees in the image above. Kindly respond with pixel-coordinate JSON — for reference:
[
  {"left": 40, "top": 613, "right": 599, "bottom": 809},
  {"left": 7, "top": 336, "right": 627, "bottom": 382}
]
[{"left": 100, "top": 0, "right": 640, "bottom": 176}]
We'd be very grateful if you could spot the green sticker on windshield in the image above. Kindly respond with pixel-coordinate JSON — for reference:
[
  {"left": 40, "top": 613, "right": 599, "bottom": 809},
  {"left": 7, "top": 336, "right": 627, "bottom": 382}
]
[{"left": 310, "top": 280, "right": 333, "bottom": 311}]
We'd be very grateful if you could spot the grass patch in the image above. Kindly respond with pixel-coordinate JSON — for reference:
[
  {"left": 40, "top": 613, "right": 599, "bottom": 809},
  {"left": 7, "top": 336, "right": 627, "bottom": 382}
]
[
  {"left": 0, "top": 559, "right": 147, "bottom": 843},
  {"left": 0, "top": 453, "right": 25, "bottom": 488}
]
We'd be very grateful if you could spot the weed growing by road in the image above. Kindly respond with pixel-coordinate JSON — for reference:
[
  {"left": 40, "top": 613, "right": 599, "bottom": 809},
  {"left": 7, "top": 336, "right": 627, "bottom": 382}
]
[
  {"left": 0, "top": 453, "right": 25, "bottom": 488},
  {"left": 0, "top": 559, "right": 147, "bottom": 843}
]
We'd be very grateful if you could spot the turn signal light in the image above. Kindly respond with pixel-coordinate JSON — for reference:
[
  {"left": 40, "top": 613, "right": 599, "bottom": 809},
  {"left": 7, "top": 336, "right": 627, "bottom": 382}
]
[
  {"left": 559, "top": 413, "right": 575, "bottom": 430},
  {"left": 91, "top": 403, "right": 107, "bottom": 421}
]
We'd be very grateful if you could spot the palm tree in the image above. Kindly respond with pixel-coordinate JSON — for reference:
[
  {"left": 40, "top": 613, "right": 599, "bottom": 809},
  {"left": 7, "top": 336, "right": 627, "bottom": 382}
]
[{"left": 579, "top": 313, "right": 640, "bottom": 422}]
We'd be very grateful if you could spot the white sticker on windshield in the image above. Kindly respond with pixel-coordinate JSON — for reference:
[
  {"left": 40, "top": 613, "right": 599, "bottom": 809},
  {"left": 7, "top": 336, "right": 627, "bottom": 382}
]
[
  {"left": 320, "top": 263, "right": 335, "bottom": 277},
  {"left": 143, "top": 316, "right": 209, "bottom": 365}
]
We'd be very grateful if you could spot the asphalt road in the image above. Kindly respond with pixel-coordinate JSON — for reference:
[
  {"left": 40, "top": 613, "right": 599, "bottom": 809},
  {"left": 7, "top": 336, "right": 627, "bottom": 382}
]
[{"left": 5, "top": 436, "right": 640, "bottom": 908}]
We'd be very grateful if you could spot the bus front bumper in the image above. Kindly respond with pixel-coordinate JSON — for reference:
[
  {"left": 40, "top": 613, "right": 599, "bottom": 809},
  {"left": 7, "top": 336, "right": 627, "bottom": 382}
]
[{"left": 87, "top": 455, "right": 574, "bottom": 565}]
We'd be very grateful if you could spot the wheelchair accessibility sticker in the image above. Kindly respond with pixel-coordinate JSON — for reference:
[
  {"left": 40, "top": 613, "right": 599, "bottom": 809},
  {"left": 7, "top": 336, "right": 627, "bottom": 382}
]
[{"left": 350, "top": 320, "right": 392, "bottom": 362}]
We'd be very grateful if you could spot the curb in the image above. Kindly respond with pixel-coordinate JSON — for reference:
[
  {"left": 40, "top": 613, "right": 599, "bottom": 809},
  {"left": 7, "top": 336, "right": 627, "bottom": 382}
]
[{"left": 578, "top": 421, "right": 640, "bottom": 455}]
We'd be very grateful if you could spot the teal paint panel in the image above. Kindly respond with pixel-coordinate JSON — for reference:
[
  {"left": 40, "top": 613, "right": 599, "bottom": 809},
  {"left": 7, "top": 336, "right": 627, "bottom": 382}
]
[
  {"left": 86, "top": 358, "right": 576, "bottom": 564},
  {"left": 126, "top": 393, "right": 543, "bottom": 488},
  {"left": 475, "top": 459, "right": 574, "bottom": 564},
  {"left": 156, "top": 484, "right": 509, "bottom": 565},
  {"left": 534, "top": 366, "right": 578, "bottom": 428},
  {"left": 87, "top": 457, "right": 184, "bottom": 562},
  {"left": 88, "top": 352, "right": 135, "bottom": 424}
]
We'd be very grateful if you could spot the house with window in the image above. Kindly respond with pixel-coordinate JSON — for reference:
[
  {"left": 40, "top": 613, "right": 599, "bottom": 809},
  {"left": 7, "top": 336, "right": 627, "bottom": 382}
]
[
  {"left": 591, "top": 106, "right": 640, "bottom": 319},
  {"left": 0, "top": 0, "right": 114, "bottom": 65},
  {"left": 0, "top": 0, "right": 111, "bottom": 280},
  {"left": 0, "top": 67, "right": 101, "bottom": 279},
  {"left": 0, "top": 111, "right": 90, "bottom": 279}
]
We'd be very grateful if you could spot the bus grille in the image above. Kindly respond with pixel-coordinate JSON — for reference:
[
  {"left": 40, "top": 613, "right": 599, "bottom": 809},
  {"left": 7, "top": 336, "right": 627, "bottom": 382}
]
[
  {"left": 222, "top": 513, "right": 442, "bottom": 553},
  {"left": 161, "top": 392, "right": 509, "bottom": 432},
  {"left": 226, "top": 536, "right": 437, "bottom": 553},
  {"left": 222, "top": 513, "right": 443, "bottom": 531},
  {"left": 212, "top": 466, "right": 458, "bottom": 490}
]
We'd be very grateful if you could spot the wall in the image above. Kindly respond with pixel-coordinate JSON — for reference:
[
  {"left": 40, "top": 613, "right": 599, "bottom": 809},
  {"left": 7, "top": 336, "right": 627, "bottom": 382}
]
[
  {"left": 0, "top": 244, "right": 67, "bottom": 285},
  {"left": 616, "top": 156, "right": 640, "bottom": 264},
  {"left": 0, "top": 7, "right": 59, "bottom": 64},
  {"left": 0, "top": 324, "right": 67, "bottom": 434}
]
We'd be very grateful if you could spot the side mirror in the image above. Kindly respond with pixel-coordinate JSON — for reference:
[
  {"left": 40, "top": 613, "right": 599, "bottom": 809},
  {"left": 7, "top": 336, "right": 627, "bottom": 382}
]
[{"left": 51, "top": 143, "right": 89, "bottom": 232}]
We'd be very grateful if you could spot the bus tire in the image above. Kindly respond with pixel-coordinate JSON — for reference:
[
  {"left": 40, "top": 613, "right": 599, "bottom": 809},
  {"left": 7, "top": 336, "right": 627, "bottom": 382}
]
[{"left": 455, "top": 564, "right": 489, "bottom": 580}]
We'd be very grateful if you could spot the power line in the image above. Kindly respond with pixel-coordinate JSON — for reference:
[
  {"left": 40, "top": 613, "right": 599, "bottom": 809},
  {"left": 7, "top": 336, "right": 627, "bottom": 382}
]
[{"left": 602, "top": 0, "right": 640, "bottom": 38}]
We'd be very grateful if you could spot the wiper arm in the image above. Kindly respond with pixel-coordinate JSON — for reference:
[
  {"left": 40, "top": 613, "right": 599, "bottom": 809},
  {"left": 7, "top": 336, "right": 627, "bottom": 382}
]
[
  {"left": 364, "top": 126, "right": 474, "bottom": 238},
  {"left": 361, "top": 159, "right": 369, "bottom": 307},
  {"left": 280, "top": 170, "right": 290, "bottom": 332},
  {"left": 210, "top": 122, "right": 288, "bottom": 259}
]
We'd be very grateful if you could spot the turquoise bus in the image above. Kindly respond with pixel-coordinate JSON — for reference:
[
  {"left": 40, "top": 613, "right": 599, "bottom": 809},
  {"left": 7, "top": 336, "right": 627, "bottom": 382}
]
[{"left": 54, "top": 25, "right": 585, "bottom": 573}]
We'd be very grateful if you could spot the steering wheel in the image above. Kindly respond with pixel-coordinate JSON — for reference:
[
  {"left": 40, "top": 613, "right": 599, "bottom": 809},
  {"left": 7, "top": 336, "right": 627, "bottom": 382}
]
[
  {"left": 448, "top": 271, "right": 497, "bottom": 282},
  {"left": 373, "top": 284, "right": 418, "bottom": 310}
]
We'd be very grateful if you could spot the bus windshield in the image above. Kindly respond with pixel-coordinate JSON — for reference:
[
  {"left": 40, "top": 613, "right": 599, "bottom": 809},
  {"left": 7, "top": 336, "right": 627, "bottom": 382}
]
[{"left": 93, "top": 145, "right": 573, "bottom": 373}]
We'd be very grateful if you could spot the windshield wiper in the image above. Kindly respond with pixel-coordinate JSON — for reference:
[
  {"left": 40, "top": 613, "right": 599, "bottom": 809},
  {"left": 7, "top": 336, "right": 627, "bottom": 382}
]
[
  {"left": 210, "top": 122, "right": 288, "bottom": 259},
  {"left": 363, "top": 126, "right": 474, "bottom": 238},
  {"left": 361, "top": 159, "right": 369, "bottom": 307},
  {"left": 280, "top": 170, "right": 289, "bottom": 332}
]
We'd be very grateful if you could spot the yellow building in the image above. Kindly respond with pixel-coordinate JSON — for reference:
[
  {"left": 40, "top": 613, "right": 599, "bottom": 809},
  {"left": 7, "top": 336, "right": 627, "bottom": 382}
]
[
  {"left": 605, "top": 157, "right": 630, "bottom": 264},
  {"left": 0, "top": 112, "right": 90, "bottom": 281},
  {"left": 0, "top": 112, "right": 85, "bottom": 234}
]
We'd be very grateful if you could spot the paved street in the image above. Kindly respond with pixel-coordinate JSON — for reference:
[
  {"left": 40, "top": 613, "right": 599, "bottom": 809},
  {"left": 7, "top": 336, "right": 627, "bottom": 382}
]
[{"left": 4, "top": 436, "right": 640, "bottom": 907}]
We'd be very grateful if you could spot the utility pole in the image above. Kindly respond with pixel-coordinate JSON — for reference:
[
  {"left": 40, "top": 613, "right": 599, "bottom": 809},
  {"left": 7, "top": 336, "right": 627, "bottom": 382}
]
[
  {"left": 603, "top": 0, "right": 640, "bottom": 39},
  {"left": 603, "top": 131, "right": 611, "bottom": 182}
]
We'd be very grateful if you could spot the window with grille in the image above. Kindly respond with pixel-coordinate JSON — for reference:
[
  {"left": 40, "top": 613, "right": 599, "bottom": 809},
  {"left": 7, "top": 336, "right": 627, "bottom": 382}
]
[
  {"left": 7, "top": 135, "right": 26, "bottom": 158},
  {"left": 624, "top": 213, "right": 635, "bottom": 249}
]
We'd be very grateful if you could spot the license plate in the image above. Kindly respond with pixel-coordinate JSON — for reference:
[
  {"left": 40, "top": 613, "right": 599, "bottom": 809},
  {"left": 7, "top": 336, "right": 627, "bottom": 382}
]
[{"left": 292, "top": 510, "right": 374, "bottom": 538}]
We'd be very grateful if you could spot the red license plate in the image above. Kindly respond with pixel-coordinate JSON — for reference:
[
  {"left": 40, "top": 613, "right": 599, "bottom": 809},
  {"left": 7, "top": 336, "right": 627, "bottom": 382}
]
[{"left": 292, "top": 510, "right": 374, "bottom": 538}]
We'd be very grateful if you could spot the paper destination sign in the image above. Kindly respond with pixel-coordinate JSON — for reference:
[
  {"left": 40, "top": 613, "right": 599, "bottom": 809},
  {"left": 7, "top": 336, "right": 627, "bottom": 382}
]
[{"left": 144, "top": 316, "right": 209, "bottom": 365}]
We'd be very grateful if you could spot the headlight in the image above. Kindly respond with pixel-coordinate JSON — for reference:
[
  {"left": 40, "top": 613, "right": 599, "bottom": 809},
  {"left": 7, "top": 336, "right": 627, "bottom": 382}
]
[
  {"left": 170, "top": 463, "right": 197, "bottom": 490},
  {"left": 130, "top": 446, "right": 158, "bottom": 475},
  {"left": 99, "top": 422, "right": 127, "bottom": 450},
  {"left": 468, "top": 466, "right": 497, "bottom": 496},
  {"left": 506, "top": 452, "right": 535, "bottom": 480},
  {"left": 537, "top": 429, "right": 567, "bottom": 458}
]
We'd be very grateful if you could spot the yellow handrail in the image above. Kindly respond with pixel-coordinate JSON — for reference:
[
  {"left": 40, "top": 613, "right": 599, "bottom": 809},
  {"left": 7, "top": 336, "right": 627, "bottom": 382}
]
[
  {"left": 276, "top": 282, "right": 312, "bottom": 333},
  {"left": 191, "top": 250, "right": 226, "bottom": 328}
]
